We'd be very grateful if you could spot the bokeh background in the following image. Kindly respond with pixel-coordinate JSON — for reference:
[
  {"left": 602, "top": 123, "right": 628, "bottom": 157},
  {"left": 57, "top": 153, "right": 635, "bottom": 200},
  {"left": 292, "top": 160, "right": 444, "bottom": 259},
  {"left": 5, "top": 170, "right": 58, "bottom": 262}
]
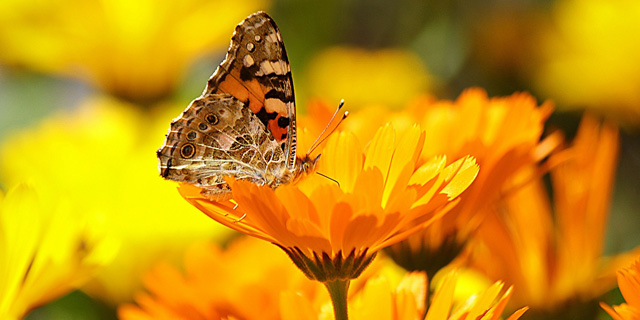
[{"left": 1, "top": 0, "right": 639, "bottom": 319}]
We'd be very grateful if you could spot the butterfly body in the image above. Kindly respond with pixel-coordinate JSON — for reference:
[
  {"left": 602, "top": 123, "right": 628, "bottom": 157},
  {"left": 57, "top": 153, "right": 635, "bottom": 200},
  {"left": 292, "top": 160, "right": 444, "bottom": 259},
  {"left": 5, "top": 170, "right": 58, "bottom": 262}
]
[{"left": 157, "top": 12, "right": 316, "bottom": 201}]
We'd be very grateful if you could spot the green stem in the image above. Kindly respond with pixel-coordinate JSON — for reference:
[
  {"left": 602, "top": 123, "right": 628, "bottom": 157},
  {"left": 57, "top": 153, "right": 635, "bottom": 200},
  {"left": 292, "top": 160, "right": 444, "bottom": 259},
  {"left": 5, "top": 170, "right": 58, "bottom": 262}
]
[{"left": 324, "top": 279, "right": 350, "bottom": 320}]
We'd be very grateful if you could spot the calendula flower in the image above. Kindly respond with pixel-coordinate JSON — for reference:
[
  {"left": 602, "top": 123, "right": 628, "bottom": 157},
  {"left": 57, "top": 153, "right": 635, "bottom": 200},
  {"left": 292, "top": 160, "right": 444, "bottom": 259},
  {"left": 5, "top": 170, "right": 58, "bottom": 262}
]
[
  {"left": 0, "top": 0, "right": 267, "bottom": 102},
  {"left": 0, "top": 183, "right": 116, "bottom": 320},
  {"left": 601, "top": 257, "right": 640, "bottom": 320},
  {"left": 471, "top": 115, "right": 640, "bottom": 317},
  {"left": 180, "top": 124, "right": 478, "bottom": 319},
  {"left": 0, "top": 98, "right": 230, "bottom": 304},
  {"left": 305, "top": 47, "right": 433, "bottom": 110},
  {"left": 381, "top": 88, "right": 559, "bottom": 278},
  {"left": 533, "top": 0, "right": 640, "bottom": 127},
  {"left": 283, "top": 270, "right": 527, "bottom": 320},
  {"left": 118, "top": 236, "right": 326, "bottom": 320}
]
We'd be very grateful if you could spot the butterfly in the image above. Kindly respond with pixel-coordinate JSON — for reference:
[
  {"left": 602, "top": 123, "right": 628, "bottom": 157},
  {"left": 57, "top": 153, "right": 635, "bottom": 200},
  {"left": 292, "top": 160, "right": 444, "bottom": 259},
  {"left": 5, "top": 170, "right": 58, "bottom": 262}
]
[{"left": 157, "top": 11, "right": 319, "bottom": 201}]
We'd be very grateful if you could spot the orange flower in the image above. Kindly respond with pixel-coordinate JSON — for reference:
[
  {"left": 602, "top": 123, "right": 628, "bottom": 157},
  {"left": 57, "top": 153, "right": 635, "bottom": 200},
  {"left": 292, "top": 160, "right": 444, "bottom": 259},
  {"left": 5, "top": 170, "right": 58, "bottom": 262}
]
[
  {"left": 379, "top": 89, "right": 559, "bottom": 276},
  {"left": 118, "top": 236, "right": 325, "bottom": 320},
  {"left": 471, "top": 115, "right": 640, "bottom": 315},
  {"left": 180, "top": 124, "right": 478, "bottom": 282},
  {"left": 118, "top": 236, "right": 393, "bottom": 320},
  {"left": 179, "top": 123, "right": 478, "bottom": 319},
  {"left": 601, "top": 257, "right": 640, "bottom": 320}
]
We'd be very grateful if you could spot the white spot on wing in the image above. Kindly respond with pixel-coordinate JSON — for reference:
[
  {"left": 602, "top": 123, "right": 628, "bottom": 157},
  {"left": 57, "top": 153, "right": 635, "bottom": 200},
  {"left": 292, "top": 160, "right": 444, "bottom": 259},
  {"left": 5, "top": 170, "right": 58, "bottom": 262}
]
[
  {"left": 217, "top": 135, "right": 235, "bottom": 149},
  {"left": 257, "top": 60, "right": 287, "bottom": 76},
  {"left": 266, "top": 31, "right": 278, "bottom": 43},
  {"left": 243, "top": 55, "right": 254, "bottom": 67},
  {"left": 259, "top": 60, "right": 275, "bottom": 75}
]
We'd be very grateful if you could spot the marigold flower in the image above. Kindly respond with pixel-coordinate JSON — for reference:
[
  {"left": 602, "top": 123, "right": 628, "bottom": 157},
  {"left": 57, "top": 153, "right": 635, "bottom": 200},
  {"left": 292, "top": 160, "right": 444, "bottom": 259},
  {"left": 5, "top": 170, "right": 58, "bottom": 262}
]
[
  {"left": 181, "top": 124, "right": 477, "bottom": 279},
  {"left": 118, "top": 236, "right": 326, "bottom": 320},
  {"left": 380, "top": 88, "right": 559, "bottom": 277},
  {"left": 471, "top": 115, "right": 640, "bottom": 315},
  {"left": 179, "top": 124, "right": 478, "bottom": 319},
  {"left": 0, "top": 0, "right": 267, "bottom": 102},
  {"left": 0, "top": 183, "right": 115, "bottom": 320},
  {"left": 0, "top": 98, "right": 229, "bottom": 304},
  {"left": 601, "top": 257, "right": 640, "bottom": 320}
]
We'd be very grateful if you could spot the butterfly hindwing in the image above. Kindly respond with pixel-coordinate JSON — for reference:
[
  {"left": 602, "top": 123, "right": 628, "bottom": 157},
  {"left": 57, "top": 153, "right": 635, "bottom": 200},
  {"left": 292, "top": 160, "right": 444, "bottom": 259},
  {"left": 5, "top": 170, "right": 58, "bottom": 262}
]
[
  {"left": 157, "top": 93, "right": 288, "bottom": 201},
  {"left": 206, "top": 12, "right": 297, "bottom": 168}
]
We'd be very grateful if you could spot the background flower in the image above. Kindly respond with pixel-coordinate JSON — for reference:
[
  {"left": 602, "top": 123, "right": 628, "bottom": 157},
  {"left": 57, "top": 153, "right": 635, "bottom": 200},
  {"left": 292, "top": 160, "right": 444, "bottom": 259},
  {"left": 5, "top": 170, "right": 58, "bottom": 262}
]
[
  {"left": 345, "top": 89, "right": 560, "bottom": 279},
  {"left": 532, "top": 0, "right": 640, "bottom": 127},
  {"left": 601, "top": 257, "right": 640, "bottom": 320},
  {"left": 0, "top": 183, "right": 116, "bottom": 320},
  {"left": 470, "top": 115, "right": 640, "bottom": 318},
  {"left": 283, "top": 269, "right": 527, "bottom": 320},
  {"left": 119, "top": 236, "right": 326, "bottom": 320},
  {"left": 0, "top": 0, "right": 268, "bottom": 102},
  {"left": 305, "top": 47, "right": 433, "bottom": 110},
  {"left": 0, "top": 98, "right": 230, "bottom": 305}
]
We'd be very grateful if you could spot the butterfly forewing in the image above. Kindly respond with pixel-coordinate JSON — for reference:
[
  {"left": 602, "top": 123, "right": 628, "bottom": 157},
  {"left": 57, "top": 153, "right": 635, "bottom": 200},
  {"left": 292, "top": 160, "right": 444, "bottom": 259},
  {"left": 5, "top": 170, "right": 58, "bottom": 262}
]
[{"left": 206, "top": 12, "right": 297, "bottom": 167}]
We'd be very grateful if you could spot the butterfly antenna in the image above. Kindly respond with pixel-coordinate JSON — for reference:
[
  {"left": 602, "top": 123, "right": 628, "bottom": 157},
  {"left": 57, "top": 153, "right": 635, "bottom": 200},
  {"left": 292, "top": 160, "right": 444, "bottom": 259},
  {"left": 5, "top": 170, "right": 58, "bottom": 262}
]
[
  {"left": 317, "top": 172, "right": 341, "bottom": 188},
  {"left": 307, "top": 99, "right": 348, "bottom": 155}
]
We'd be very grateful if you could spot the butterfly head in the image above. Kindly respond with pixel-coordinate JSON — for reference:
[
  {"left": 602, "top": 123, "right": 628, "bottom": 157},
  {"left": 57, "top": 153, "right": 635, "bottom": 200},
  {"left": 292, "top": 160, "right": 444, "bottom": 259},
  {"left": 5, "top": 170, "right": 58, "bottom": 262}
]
[{"left": 290, "top": 153, "right": 321, "bottom": 184}]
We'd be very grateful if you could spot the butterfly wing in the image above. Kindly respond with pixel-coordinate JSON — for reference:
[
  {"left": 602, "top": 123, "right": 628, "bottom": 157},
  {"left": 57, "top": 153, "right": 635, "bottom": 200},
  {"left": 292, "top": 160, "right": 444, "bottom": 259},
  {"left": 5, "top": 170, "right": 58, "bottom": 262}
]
[
  {"left": 206, "top": 11, "right": 297, "bottom": 168},
  {"left": 157, "top": 93, "right": 289, "bottom": 201},
  {"left": 157, "top": 12, "right": 296, "bottom": 200}
]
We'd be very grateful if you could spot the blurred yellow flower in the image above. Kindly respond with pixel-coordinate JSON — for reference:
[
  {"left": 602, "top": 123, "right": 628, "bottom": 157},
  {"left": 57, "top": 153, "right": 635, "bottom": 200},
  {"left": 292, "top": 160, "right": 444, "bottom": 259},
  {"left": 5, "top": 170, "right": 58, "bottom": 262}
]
[
  {"left": 471, "top": 115, "right": 640, "bottom": 315},
  {"left": 534, "top": 0, "right": 640, "bottom": 127},
  {"left": 306, "top": 47, "right": 433, "bottom": 110},
  {"left": 0, "top": 98, "right": 229, "bottom": 304},
  {"left": 0, "top": 183, "right": 116, "bottom": 320},
  {"left": 380, "top": 89, "right": 559, "bottom": 277},
  {"left": 0, "top": 0, "right": 268, "bottom": 102},
  {"left": 601, "top": 257, "right": 640, "bottom": 320},
  {"left": 284, "top": 270, "right": 527, "bottom": 320}
]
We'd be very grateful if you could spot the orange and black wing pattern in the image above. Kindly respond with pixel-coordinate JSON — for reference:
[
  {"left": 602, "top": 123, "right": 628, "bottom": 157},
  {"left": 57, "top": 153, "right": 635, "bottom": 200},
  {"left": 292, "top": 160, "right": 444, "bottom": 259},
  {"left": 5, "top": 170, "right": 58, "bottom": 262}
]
[{"left": 205, "top": 12, "right": 297, "bottom": 168}]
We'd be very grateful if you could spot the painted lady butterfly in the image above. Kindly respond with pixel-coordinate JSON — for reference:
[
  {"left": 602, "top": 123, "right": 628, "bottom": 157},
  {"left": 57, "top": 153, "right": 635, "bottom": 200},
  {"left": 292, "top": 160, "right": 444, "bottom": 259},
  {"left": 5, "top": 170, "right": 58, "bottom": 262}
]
[{"left": 157, "top": 12, "right": 318, "bottom": 201}]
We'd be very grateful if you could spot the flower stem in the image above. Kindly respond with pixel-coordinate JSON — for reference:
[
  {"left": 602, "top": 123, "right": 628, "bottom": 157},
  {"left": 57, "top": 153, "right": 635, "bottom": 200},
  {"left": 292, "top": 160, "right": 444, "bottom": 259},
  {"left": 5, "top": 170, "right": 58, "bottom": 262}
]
[{"left": 324, "top": 279, "right": 350, "bottom": 320}]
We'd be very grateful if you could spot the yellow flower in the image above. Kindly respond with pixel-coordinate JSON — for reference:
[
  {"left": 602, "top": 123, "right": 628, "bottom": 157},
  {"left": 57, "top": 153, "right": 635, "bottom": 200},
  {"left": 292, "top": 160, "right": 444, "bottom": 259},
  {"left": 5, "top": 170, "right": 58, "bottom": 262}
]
[
  {"left": 601, "top": 257, "right": 640, "bottom": 320},
  {"left": 0, "top": 97, "right": 230, "bottom": 304},
  {"left": 0, "top": 183, "right": 115, "bottom": 320},
  {"left": 471, "top": 115, "right": 640, "bottom": 315},
  {"left": 305, "top": 47, "right": 433, "bottom": 110},
  {"left": 283, "top": 270, "right": 527, "bottom": 320},
  {"left": 180, "top": 124, "right": 478, "bottom": 282},
  {"left": 533, "top": 0, "right": 640, "bottom": 127},
  {"left": 0, "top": 0, "right": 268, "bottom": 102},
  {"left": 381, "top": 89, "right": 559, "bottom": 277}
]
